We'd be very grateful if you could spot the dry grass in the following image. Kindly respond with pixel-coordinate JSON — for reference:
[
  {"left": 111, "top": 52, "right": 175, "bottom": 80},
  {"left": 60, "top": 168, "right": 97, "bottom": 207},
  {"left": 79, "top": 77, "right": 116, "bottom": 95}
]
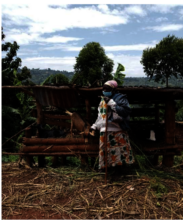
[{"left": 2, "top": 161, "right": 183, "bottom": 219}]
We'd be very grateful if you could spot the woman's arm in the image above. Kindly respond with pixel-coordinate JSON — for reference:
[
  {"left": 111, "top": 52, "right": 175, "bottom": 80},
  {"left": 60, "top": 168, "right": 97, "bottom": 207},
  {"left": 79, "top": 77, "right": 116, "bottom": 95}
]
[
  {"left": 107, "top": 97, "right": 131, "bottom": 118},
  {"left": 90, "top": 106, "right": 103, "bottom": 130}
]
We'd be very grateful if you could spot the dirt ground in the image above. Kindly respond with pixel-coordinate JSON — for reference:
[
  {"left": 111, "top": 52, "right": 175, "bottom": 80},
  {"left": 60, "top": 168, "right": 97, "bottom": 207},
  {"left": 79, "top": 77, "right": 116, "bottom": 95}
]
[{"left": 2, "top": 161, "right": 183, "bottom": 219}]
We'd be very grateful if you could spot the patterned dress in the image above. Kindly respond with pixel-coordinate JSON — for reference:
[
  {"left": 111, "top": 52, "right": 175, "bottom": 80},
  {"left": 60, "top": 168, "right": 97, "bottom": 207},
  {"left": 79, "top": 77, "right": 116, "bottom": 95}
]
[{"left": 99, "top": 131, "right": 135, "bottom": 169}]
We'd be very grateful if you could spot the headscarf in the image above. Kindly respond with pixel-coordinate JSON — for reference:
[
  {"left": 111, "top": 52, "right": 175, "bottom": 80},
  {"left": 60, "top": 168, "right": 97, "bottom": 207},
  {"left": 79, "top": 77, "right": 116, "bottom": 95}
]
[{"left": 104, "top": 80, "right": 118, "bottom": 88}]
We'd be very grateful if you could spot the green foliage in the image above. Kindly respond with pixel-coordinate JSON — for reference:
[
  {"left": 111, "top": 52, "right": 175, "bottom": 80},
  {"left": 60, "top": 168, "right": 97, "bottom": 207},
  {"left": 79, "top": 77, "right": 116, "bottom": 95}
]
[
  {"left": 15, "top": 92, "right": 36, "bottom": 127},
  {"left": 72, "top": 42, "right": 114, "bottom": 86},
  {"left": 150, "top": 176, "right": 168, "bottom": 197},
  {"left": 2, "top": 155, "right": 19, "bottom": 163},
  {"left": 176, "top": 100, "right": 183, "bottom": 121},
  {"left": 113, "top": 63, "right": 126, "bottom": 86},
  {"left": 67, "top": 157, "right": 81, "bottom": 166},
  {"left": 45, "top": 157, "right": 53, "bottom": 166},
  {"left": 141, "top": 35, "right": 183, "bottom": 87},
  {"left": 41, "top": 73, "right": 69, "bottom": 85},
  {"left": 2, "top": 29, "right": 35, "bottom": 149},
  {"left": 134, "top": 155, "right": 147, "bottom": 170},
  {"left": 17, "top": 66, "right": 32, "bottom": 83},
  {"left": 2, "top": 105, "right": 20, "bottom": 144},
  {"left": 174, "top": 152, "right": 183, "bottom": 166}
]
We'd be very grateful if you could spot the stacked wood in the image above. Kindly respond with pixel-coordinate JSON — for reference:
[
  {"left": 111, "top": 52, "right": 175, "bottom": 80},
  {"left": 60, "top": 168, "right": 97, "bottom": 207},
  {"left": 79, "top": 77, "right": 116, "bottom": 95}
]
[
  {"left": 22, "top": 138, "right": 92, "bottom": 145},
  {"left": 21, "top": 144, "right": 99, "bottom": 153}
]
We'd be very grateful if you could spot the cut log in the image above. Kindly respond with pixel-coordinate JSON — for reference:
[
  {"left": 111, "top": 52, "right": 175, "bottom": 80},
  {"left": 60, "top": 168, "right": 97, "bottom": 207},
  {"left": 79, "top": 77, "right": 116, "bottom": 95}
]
[
  {"left": 22, "top": 138, "right": 98, "bottom": 145},
  {"left": 21, "top": 144, "right": 99, "bottom": 153},
  {"left": 143, "top": 144, "right": 183, "bottom": 151},
  {"left": 2, "top": 152, "right": 98, "bottom": 156}
]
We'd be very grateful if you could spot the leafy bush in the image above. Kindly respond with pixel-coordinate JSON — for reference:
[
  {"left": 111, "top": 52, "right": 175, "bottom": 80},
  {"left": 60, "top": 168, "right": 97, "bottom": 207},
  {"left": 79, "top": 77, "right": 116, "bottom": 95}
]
[
  {"left": 41, "top": 73, "right": 69, "bottom": 85},
  {"left": 66, "top": 156, "right": 81, "bottom": 166},
  {"left": 2, "top": 155, "right": 19, "bottom": 163},
  {"left": 176, "top": 100, "right": 183, "bottom": 121}
]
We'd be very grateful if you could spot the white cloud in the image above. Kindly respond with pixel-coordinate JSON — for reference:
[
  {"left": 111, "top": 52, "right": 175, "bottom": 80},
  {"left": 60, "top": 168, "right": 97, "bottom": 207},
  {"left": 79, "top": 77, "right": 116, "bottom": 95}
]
[
  {"left": 179, "top": 8, "right": 183, "bottom": 19},
  {"left": 2, "top": 4, "right": 128, "bottom": 33},
  {"left": 107, "top": 53, "right": 145, "bottom": 77},
  {"left": 97, "top": 4, "right": 109, "bottom": 13},
  {"left": 155, "top": 17, "right": 168, "bottom": 22},
  {"left": 2, "top": 4, "right": 129, "bottom": 45},
  {"left": 22, "top": 56, "right": 76, "bottom": 71},
  {"left": 124, "top": 5, "right": 146, "bottom": 17},
  {"left": 39, "top": 36, "right": 83, "bottom": 43},
  {"left": 39, "top": 44, "right": 70, "bottom": 51},
  {"left": 147, "top": 4, "right": 179, "bottom": 14},
  {"left": 103, "top": 42, "right": 157, "bottom": 51},
  {"left": 48, "top": 4, "right": 68, "bottom": 9},
  {"left": 179, "top": 8, "right": 183, "bottom": 14},
  {"left": 99, "top": 27, "right": 119, "bottom": 34},
  {"left": 62, "top": 46, "right": 82, "bottom": 52},
  {"left": 43, "top": 41, "right": 157, "bottom": 52},
  {"left": 17, "top": 49, "right": 39, "bottom": 56},
  {"left": 4, "top": 29, "right": 83, "bottom": 45},
  {"left": 5, "top": 32, "right": 39, "bottom": 45},
  {"left": 144, "top": 24, "right": 183, "bottom": 32}
]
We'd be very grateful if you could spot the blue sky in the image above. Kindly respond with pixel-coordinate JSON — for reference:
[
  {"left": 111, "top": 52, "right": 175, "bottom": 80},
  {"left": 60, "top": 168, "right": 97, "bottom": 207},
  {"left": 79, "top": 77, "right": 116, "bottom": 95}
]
[{"left": 2, "top": 2, "right": 183, "bottom": 77}]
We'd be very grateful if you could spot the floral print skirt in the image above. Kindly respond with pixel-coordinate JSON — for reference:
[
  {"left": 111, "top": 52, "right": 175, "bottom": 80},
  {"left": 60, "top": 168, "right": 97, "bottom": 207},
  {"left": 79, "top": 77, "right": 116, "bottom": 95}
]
[{"left": 99, "top": 131, "right": 135, "bottom": 169}]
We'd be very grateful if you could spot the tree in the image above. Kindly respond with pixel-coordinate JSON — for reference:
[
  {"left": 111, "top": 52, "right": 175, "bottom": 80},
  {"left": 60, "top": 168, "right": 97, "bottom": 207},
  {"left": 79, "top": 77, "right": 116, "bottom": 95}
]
[
  {"left": 140, "top": 35, "right": 183, "bottom": 87},
  {"left": 41, "top": 73, "right": 69, "bottom": 85},
  {"left": 72, "top": 42, "right": 114, "bottom": 86},
  {"left": 2, "top": 28, "right": 35, "bottom": 148},
  {"left": 2, "top": 32, "right": 32, "bottom": 86}
]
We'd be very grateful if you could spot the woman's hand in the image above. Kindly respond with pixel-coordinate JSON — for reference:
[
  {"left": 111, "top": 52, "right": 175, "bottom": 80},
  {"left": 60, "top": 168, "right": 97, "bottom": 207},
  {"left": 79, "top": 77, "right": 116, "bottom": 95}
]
[{"left": 89, "top": 128, "right": 95, "bottom": 136}]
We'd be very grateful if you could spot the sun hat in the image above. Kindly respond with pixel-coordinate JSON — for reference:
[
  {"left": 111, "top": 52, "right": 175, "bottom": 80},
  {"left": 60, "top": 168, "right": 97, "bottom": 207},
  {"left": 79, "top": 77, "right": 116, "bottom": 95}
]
[{"left": 104, "top": 80, "right": 118, "bottom": 88}]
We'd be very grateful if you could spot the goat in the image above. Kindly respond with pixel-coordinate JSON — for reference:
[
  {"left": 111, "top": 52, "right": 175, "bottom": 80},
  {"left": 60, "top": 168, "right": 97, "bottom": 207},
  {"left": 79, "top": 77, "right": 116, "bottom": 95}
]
[{"left": 65, "top": 110, "right": 93, "bottom": 137}]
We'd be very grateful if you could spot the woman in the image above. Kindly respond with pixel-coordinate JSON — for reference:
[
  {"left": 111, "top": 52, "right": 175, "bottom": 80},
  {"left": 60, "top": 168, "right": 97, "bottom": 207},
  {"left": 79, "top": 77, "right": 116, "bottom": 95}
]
[{"left": 90, "top": 80, "right": 135, "bottom": 171}]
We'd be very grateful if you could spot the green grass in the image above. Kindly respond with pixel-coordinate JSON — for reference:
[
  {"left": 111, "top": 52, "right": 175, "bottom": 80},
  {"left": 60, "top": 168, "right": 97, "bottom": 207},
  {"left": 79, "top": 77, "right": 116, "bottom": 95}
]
[{"left": 2, "top": 155, "right": 19, "bottom": 163}]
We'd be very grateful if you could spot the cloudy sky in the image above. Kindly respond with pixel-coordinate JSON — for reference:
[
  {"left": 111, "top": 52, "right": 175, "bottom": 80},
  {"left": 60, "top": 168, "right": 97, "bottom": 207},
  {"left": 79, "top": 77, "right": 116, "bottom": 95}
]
[{"left": 2, "top": 2, "right": 183, "bottom": 77}]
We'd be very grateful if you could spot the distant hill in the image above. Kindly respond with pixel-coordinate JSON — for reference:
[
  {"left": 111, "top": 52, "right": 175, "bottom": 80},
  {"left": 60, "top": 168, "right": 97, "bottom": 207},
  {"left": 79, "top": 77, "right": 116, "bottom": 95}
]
[
  {"left": 18, "top": 68, "right": 183, "bottom": 87},
  {"left": 27, "top": 68, "right": 74, "bottom": 85},
  {"left": 123, "top": 76, "right": 183, "bottom": 88}
]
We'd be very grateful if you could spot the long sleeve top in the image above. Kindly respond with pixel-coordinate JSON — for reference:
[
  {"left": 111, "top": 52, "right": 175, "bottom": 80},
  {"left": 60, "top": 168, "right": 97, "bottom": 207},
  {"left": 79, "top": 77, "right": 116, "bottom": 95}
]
[{"left": 91, "top": 93, "right": 131, "bottom": 132}]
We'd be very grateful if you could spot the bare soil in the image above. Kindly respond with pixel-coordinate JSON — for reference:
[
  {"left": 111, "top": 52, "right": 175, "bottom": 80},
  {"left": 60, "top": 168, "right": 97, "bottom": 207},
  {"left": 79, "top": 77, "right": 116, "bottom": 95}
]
[{"left": 2, "top": 161, "right": 183, "bottom": 219}]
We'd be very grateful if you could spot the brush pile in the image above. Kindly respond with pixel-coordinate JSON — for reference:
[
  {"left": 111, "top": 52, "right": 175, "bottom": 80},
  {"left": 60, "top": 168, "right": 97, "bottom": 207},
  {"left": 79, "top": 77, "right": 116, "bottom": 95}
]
[{"left": 2, "top": 162, "right": 183, "bottom": 219}]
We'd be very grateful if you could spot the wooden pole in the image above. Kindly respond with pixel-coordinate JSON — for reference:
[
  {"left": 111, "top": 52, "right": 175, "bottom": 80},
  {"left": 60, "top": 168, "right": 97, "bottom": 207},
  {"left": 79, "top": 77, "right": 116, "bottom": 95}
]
[
  {"left": 21, "top": 144, "right": 99, "bottom": 153},
  {"left": 165, "top": 99, "right": 175, "bottom": 145},
  {"left": 36, "top": 101, "right": 44, "bottom": 125},
  {"left": 25, "top": 127, "right": 32, "bottom": 138},
  {"left": 163, "top": 98, "right": 176, "bottom": 167},
  {"left": 2, "top": 152, "right": 98, "bottom": 156},
  {"left": 105, "top": 105, "right": 108, "bottom": 184},
  {"left": 155, "top": 104, "right": 159, "bottom": 126},
  {"left": 36, "top": 100, "right": 45, "bottom": 167},
  {"left": 23, "top": 137, "right": 92, "bottom": 145},
  {"left": 24, "top": 127, "right": 34, "bottom": 167},
  {"left": 85, "top": 98, "right": 91, "bottom": 124}
]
